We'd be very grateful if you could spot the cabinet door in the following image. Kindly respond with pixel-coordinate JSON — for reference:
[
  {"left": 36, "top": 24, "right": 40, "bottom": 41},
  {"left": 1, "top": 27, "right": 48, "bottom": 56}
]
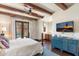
[
  {"left": 52, "top": 37, "right": 62, "bottom": 49},
  {"left": 57, "top": 38, "right": 63, "bottom": 49},
  {"left": 52, "top": 36, "right": 58, "bottom": 48},
  {"left": 68, "top": 40, "right": 77, "bottom": 54},
  {"left": 63, "top": 39, "right": 68, "bottom": 51},
  {"left": 56, "top": 39, "right": 61, "bottom": 49},
  {"left": 52, "top": 39, "right": 57, "bottom": 48},
  {"left": 54, "top": 38, "right": 62, "bottom": 49}
]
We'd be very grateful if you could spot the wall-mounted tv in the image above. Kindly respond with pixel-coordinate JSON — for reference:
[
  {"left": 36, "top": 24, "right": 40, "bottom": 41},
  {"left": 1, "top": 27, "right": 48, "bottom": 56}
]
[{"left": 56, "top": 21, "right": 74, "bottom": 32}]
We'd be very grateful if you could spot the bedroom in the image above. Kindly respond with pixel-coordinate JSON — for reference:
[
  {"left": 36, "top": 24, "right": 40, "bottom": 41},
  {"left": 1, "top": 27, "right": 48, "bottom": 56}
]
[
  {"left": 0, "top": 3, "right": 53, "bottom": 56},
  {"left": 0, "top": 3, "right": 79, "bottom": 56}
]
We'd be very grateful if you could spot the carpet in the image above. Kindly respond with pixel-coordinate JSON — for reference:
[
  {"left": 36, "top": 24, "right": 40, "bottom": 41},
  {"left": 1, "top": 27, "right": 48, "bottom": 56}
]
[
  {"left": 42, "top": 46, "right": 59, "bottom": 56},
  {"left": 35, "top": 46, "right": 59, "bottom": 56}
]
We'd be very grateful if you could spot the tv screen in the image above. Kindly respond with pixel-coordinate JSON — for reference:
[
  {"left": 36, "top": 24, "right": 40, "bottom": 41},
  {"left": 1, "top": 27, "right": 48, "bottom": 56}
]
[{"left": 56, "top": 21, "right": 74, "bottom": 32}]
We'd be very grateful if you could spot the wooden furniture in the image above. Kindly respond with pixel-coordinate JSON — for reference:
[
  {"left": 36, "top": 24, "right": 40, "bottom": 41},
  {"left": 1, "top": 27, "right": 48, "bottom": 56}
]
[
  {"left": 45, "top": 34, "right": 51, "bottom": 41},
  {"left": 41, "top": 33, "right": 44, "bottom": 46},
  {"left": 51, "top": 36, "right": 79, "bottom": 55},
  {"left": 15, "top": 21, "right": 29, "bottom": 38}
]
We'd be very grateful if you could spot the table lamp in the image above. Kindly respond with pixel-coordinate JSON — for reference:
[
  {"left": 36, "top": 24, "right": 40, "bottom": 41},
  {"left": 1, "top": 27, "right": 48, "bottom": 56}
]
[{"left": 1, "top": 27, "right": 6, "bottom": 36}]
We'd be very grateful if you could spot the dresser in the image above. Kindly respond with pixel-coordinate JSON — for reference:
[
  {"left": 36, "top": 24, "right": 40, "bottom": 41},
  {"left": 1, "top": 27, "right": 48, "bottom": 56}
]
[
  {"left": 41, "top": 33, "right": 51, "bottom": 41},
  {"left": 51, "top": 36, "right": 79, "bottom": 55},
  {"left": 45, "top": 34, "right": 51, "bottom": 41}
]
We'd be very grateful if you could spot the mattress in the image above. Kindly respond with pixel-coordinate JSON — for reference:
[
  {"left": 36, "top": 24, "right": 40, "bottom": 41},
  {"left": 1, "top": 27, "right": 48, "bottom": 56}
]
[{"left": 0, "top": 38, "right": 43, "bottom": 56}]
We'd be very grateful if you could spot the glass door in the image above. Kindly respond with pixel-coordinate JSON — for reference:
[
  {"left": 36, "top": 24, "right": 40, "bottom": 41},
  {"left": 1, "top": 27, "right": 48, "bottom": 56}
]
[
  {"left": 23, "top": 22, "right": 29, "bottom": 38},
  {"left": 15, "top": 21, "right": 29, "bottom": 38},
  {"left": 15, "top": 21, "right": 22, "bottom": 38}
]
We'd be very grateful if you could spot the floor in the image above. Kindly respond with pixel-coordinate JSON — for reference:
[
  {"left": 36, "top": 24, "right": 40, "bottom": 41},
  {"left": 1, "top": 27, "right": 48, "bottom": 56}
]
[
  {"left": 42, "top": 46, "right": 59, "bottom": 56},
  {"left": 35, "top": 40, "right": 58, "bottom": 56},
  {"left": 35, "top": 39, "right": 74, "bottom": 56},
  {"left": 52, "top": 48, "right": 74, "bottom": 56},
  {"left": 35, "top": 46, "right": 58, "bottom": 56},
  {"left": 43, "top": 40, "right": 74, "bottom": 56}
]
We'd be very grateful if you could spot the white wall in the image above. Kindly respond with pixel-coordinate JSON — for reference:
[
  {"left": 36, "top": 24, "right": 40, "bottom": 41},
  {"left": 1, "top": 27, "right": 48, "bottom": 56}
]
[
  {"left": 11, "top": 17, "right": 38, "bottom": 40},
  {"left": 0, "top": 14, "right": 12, "bottom": 39},
  {"left": 0, "top": 14, "right": 39, "bottom": 40},
  {"left": 51, "top": 4, "right": 79, "bottom": 39},
  {"left": 37, "top": 18, "right": 53, "bottom": 40},
  {"left": 37, "top": 20, "right": 43, "bottom": 40},
  {"left": 38, "top": 4, "right": 79, "bottom": 40},
  {"left": 0, "top": 14, "right": 52, "bottom": 40}
]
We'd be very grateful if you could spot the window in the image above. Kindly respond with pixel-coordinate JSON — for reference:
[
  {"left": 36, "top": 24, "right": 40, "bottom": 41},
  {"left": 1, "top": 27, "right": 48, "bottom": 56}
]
[{"left": 15, "top": 21, "right": 29, "bottom": 38}]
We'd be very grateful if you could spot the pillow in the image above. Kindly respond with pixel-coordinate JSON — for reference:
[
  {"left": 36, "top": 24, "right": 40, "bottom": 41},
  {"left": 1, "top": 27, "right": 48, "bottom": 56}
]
[
  {"left": 1, "top": 36, "right": 9, "bottom": 44},
  {"left": 0, "top": 36, "right": 9, "bottom": 49}
]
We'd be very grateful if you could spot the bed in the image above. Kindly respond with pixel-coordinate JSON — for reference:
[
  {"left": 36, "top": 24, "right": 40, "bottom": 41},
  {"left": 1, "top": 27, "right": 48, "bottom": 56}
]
[{"left": 0, "top": 38, "right": 43, "bottom": 56}]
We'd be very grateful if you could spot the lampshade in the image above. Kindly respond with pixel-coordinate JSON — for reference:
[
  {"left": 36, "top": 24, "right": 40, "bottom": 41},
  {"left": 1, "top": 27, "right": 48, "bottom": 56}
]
[{"left": 2, "top": 27, "right": 6, "bottom": 32}]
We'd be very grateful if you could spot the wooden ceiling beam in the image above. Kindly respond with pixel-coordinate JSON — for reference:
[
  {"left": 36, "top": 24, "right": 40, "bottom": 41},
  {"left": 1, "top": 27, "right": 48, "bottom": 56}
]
[
  {"left": 24, "top": 3, "right": 53, "bottom": 15},
  {"left": 55, "top": 3, "right": 68, "bottom": 10},
  {"left": 0, "top": 4, "right": 43, "bottom": 18},
  {"left": 0, "top": 11, "right": 37, "bottom": 20}
]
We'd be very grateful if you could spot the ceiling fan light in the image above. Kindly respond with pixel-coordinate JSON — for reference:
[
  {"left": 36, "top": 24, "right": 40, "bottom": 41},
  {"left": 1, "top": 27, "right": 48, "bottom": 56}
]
[{"left": 24, "top": 7, "right": 32, "bottom": 14}]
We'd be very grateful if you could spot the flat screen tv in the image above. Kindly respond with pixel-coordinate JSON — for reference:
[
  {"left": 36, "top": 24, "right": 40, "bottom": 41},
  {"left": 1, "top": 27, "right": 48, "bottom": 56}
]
[{"left": 56, "top": 21, "right": 74, "bottom": 32}]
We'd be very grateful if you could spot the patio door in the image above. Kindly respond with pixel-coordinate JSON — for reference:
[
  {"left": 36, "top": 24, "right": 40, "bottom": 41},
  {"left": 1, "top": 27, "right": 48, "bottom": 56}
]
[{"left": 15, "top": 21, "right": 29, "bottom": 38}]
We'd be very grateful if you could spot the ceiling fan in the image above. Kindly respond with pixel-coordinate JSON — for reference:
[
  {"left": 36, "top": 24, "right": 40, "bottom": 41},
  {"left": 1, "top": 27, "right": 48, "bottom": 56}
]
[{"left": 24, "top": 5, "right": 32, "bottom": 14}]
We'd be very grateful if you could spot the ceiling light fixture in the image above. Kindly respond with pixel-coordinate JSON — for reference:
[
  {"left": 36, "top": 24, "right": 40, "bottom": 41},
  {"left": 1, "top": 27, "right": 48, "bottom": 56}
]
[{"left": 24, "top": 5, "right": 32, "bottom": 14}]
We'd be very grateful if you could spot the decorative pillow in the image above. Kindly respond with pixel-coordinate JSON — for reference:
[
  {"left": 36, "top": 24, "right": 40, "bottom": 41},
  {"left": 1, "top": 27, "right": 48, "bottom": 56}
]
[{"left": 0, "top": 35, "right": 9, "bottom": 49}]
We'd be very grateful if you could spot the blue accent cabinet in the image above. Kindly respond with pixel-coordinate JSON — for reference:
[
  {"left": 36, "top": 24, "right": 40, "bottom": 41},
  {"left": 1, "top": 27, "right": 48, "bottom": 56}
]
[{"left": 51, "top": 36, "right": 79, "bottom": 55}]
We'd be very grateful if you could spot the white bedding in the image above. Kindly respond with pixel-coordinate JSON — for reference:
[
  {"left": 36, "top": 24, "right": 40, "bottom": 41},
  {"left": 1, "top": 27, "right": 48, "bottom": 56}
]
[{"left": 0, "top": 38, "right": 43, "bottom": 56}]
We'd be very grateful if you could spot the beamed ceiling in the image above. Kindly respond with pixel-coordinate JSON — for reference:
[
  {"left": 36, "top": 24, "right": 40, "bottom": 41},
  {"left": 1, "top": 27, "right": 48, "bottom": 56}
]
[
  {"left": 55, "top": 3, "right": 74, "bottom": 10},
  {"left": 0, "top": 3, "right": 74, "bottom": 20}
]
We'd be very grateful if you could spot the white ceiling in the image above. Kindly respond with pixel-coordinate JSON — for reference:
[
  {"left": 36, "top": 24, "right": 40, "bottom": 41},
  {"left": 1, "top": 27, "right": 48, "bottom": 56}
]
[
  {"left": 1, "top": 3, "right": 53, "bottom": 16},
  {"left": 1, "top": 3, "right": 63, "bottom": 15},
  {"left": 65, "top": 3, "right": 74, "bottom": 7},
  {"left": 0, "top": 3, "right": 75, "bottom": 20},
  {"left": 34, "top": 3, "right": 63, "bottom": 12}
]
